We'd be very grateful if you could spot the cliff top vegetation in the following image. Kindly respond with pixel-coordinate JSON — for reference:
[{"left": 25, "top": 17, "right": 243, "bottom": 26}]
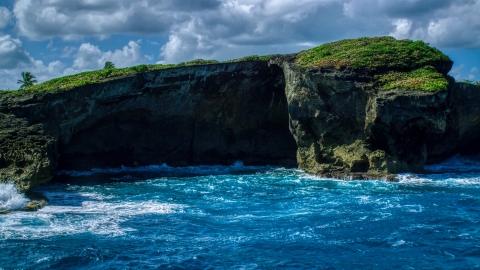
[
  {"left": 0, "top": 56, "right": 284, "bottom": 96},
  {"left": 0, "top": 59, "right": 220, "bottom": 96},
  {"left": 296, "top": 36, "right": 453, "bottom": 92},
  {"left": 0, "top": 37, "right": 456, "bottom": 95}
]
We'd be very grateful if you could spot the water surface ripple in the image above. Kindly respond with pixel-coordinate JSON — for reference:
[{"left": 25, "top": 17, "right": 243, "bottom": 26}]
[{"left": 1, "top": 158, "right": 480, "bottom": 269}]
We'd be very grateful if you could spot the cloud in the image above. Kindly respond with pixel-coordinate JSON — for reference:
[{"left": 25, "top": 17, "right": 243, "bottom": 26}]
[
  {"left": 160, "top": 0, "right": 347, "bottom": 62},
  {"left": 0, "top": 7, "right": 12, "bottom": 30},
  {"left": 468, "top": 66, "right": 479, "bottom": 80},
  {"left": 11, "top": 0, "right": 480, "bottom": 64},
  {"left": 61, "top": 46, "right": 76, "bottom": 58},
  {"left": 390, "top": 19, "right": 412, "bottom": 40},
  {"left": 73, "top": 40, "right": 147, "bottom": 70},
  {"left": 0, "top": 38, "right": 148, "bottom": 90},
  {"left": 0, "top": 35, "right": 32, "bottom": 69},
  {"left": 2, "top": 0, "right": 479, "bottom": 88},
  {"left": 0, "top": 59, "right": 67, "bottom": 90},
  {"left": 12, "top": 0, "right": 221, "bottom": 40},
  {"left": 0, "top": 34, "right": 57, "bottom": 90}
]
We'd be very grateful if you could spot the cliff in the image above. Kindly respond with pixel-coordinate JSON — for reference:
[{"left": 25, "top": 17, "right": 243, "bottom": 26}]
[
  {"left": 0, "top": 61, "right": 297, "bottom": 192},
  {"left": 1, "top": 36, "right": 479, "bottom": 192}
]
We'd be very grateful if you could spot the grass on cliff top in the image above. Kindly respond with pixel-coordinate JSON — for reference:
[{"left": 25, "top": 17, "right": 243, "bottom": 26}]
[
  {"left": 0, "top": 59, "right": 219, "bottom": 96},
  {"left": 0, "top": 37, "right": 453, "bottom": 95},
  {"left": 461, "top": 79, "right": 480, "bottom": 86},
  {"left": 375, "top": 67, "right": 449, "bottom": 92},
  {"left": 296, "top": 36, "right": 450, "bottom": 72},
  {"left": 296, "top": 36, "right": 452, "bottom": 92},
  {"left": 0, "top": 55, "right": 281, "bottom": 96}
]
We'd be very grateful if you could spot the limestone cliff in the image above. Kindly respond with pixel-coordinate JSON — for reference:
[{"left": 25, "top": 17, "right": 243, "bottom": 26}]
[
  {"left": 0, "top": 61, "right": 297, "bottom": 192},
  {"left": 272, "top": 57, "right": 457, "bottom": 178},
  {"left": 1, "top": 37, "right": 480, "bottom": 192}
]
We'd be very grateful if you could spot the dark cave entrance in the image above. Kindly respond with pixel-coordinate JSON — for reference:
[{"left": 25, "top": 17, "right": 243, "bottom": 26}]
[{"left": 57, "top": 62, "right": 298, "bottom": 171}]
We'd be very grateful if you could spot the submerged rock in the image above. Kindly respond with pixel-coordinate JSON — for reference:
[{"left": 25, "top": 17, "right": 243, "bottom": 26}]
[{"left": 1, "top": 36, "right": 479, "bottom": 191}]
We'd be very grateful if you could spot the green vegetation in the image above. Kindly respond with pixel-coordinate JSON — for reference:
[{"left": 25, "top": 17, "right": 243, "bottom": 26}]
[
  {"left": 461, "top": 79, "right": 480, "bottom": 86},
  {"left": 223, "top": 54, "right": 279, "bottom": 63},
  {"left": 17, "top": 72, "right": 38, "bottom": 89},
  {"left": 1, "top": 56, "right": 280, "bottom": 96},
  {"left": 0, "top": 59, "right": 222, "bottom": 96},
  {"left": 296, "top": 36, "right": 452, "bottom": 92},
  {"left": 104, "top": 61, "right": 116, "bottom": 69},
  {"left": 0, "top": 37, "right": 455, "bottom": 95},
  {"left": 375, "top": 67, "right": 448, "bottom": 92},
  {"left": 296, "top": 36, "right": 450, "bottom": 72},
  {"left": 177, "top": 59, "right": 219, "bottom": 66}
]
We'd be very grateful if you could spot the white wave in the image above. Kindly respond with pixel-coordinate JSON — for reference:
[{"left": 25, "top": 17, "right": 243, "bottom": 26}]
[
  {"left": 0, "top": 184, "right": 29, "bottom": 211},
  {"left": 398, "top": 173, "right": 480, "bottom": 187},
  {"left": 55, "top": 161, "right": 271, "bottom": 177},
  {"left": 0, "top": 200, "right": 184, "bottom": 239}
]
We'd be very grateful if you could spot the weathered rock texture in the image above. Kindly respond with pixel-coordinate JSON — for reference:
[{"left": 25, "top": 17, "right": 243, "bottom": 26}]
[
  {"left": 271, "top": 55, "right": 476, "bottom": 179},
  {"left": 449, "top": 82, "right": 480, "bottom": 156},
  {"left": 1, "top": 57, "right": 480, "bottom": 192},
  {"left": 0, "top": 61, "right": 297, "bottom": 191}
]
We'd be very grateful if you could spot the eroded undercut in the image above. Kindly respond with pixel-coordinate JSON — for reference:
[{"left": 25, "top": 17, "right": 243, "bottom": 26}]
[{"left": 56, "top": 62, "right": 297, "bottom": 171}]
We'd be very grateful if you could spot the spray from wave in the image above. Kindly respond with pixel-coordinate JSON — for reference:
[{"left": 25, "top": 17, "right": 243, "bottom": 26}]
[{"left": 0, "top": 184, "right": 29, "bottom": 211}]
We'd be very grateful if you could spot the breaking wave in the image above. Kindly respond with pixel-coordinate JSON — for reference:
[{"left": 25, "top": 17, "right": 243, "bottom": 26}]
[
  {"left": 0, "top": 184, "right": 29, "bottom": 211},
  {"left": 2, "top": 157, "right": 480, "bottom": 268}
]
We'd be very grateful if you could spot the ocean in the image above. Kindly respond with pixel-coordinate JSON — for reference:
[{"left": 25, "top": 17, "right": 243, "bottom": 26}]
[{"left": 1, "top": 157, "right": 479, "bottom": 269}]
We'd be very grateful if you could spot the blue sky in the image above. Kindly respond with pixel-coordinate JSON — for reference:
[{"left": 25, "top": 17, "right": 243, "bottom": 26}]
[{"left": 1, "top": 0, "right": 479, "bottom": 90}]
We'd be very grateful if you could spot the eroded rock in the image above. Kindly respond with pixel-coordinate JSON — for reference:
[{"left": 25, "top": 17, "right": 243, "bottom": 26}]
[{"left": 1, "top": 41, "right": 480, "bottom": 191}]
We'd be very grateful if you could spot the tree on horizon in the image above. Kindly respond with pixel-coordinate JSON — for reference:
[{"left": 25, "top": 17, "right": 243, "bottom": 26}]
[
  {"left": 17, "top": 72, "right": 38, "bottom": 89},
  {"left": 104, "top": 61, "right": 115, "bottom": 69}
]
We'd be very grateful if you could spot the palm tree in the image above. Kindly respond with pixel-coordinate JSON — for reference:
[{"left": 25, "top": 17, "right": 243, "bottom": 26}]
[
  {"left": 17, "top": 72, "right": 38, "bottom": 89},
  {"left": 104, "top": 61, "right": 115, "bottom": 69}
]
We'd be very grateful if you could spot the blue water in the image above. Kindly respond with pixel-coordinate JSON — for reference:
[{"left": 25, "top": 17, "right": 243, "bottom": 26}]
[{"left": 1, "top": 158, "right": 480, "bottom": 269}]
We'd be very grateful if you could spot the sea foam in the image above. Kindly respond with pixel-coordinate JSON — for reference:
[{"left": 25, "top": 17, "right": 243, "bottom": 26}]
[{"left": 0, "top": 184, "right": 29, "bottom": 210}]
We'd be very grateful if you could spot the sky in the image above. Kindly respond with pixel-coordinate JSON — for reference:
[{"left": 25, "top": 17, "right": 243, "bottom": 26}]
[{"left": 1, "top": 0, "right": 479, "bottom": 90}]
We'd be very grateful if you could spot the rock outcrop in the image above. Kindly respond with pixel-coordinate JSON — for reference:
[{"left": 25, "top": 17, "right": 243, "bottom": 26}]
[
  {"left": 0, "top": 61, "right": 297, "bottom": 192},
  {"left": 272, "top": 56, "right": 461, "bottom": 179},
  {"left": 2, "top": 37, "right": 480, "bottom": 192}
]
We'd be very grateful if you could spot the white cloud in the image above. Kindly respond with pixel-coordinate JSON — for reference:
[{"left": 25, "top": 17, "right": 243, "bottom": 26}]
[
  {"left": 73, "top": 40, "right": 147, "bottom": 70},
  {"left": 449, "top": 64, "right": 480, "bottom": 82},
  {"left": 9, "top": 0, "right": 480, "bottom": 66},
  {"left": 12, "top": 0, "right": 221, "bottom": 40},
  {"left": 0, "top": 59, "right": 67, "bottom": 90},
  {"left": 61, "top": 46, "right": 76, "bottom": 58},
  {"left": 0, "top": 38, "right": 148, "bottom": 90},
  {"left": 468, "top": 66, "right": 479, "bottom": 81},
  {"left": 72, "top": 43, "right": 105, "bottom": 70},
  {"left": 0, "top": 7, "right": 12, "bottom": 30},
  {"left": 0, "top": 35, "right": 32, "bottom": 69},
  {"left": 1, "top": 0, "right": 478, "bottom": 89},
  {"left": 390, "top": 19, "right": 412, "bottom": 39}
]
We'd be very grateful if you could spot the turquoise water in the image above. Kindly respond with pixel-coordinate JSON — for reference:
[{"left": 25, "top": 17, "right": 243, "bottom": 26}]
[{"left": 1, "top": 158, "right": 480, "bottom": 269}]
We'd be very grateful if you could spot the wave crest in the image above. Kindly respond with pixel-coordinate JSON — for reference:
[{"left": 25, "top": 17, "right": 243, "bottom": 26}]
[{"left": 0, "top": 184, "right": 29, "bottom": 211}]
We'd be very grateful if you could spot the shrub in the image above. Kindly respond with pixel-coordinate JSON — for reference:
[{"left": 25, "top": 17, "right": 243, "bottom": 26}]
[
  {"left": 296, "top": 36, "right": 452, "bottom": 92},
  {"left": 296, "top": 36, "right": 451, "bottom": 72},
  {"left": 376, "top": 67, "right": 448, "bottom": 92},
  {"left": 130, "top": 64, "right": 149, "bottom": 73}
]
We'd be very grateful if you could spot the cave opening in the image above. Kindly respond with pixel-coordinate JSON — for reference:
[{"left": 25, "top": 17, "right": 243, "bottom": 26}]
[{"left": 56, "top": 62, "right": 298, "bottom": 171}]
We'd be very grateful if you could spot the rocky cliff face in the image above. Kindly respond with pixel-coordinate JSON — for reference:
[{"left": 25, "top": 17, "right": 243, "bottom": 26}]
[
  {"left": 272, "top": 54, "right": 478, "bottom": 179},
  {"left": 1, "top": 51, "right": 480, "bottom": 192},
  {"left": 449, "top": 82, "right": 480, "bottom": 156},
  {"left": 0, "top": 61, "right": 297, "bottom": 191}
]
